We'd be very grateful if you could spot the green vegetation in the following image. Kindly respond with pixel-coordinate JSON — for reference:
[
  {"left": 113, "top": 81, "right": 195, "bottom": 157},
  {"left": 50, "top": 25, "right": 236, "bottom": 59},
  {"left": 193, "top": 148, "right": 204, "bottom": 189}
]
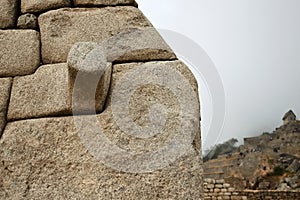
[
  {"left": 203, "top": 138, "right": 238, "bottom": 162},
  {"left": 262, "top": 132, "right": 271, "bottom": 135},
  {"left": 266, "top": 166, "right": 286, "bottom": 176}
]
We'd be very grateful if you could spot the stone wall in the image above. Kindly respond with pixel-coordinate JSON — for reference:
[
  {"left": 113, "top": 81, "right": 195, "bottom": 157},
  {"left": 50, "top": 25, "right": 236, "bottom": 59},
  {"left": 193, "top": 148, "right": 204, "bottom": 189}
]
[
  {"left": 204, "top": 178, "right": 300, "bottom": 200},
  {"left": 0, "top": 1, "right": 203, "bottom": 199},
  {"left": 240, "top": 190, "right": 300, "bottom": 200},
  {"left": 204, "top": 178, "right": 247, "bottom": 200}
]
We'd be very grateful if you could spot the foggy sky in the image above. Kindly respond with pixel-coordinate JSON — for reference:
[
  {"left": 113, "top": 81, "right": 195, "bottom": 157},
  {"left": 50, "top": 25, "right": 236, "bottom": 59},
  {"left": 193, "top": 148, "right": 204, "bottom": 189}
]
[{"left": 136, "top": 0, "right": 300, "bottom": 151}]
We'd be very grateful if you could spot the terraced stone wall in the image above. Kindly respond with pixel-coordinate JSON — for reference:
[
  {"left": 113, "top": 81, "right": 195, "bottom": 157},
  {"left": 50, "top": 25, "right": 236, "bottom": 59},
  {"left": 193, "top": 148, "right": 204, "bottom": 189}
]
[{"left": 204, "top": 178, "right": 300, "bottom": 200}]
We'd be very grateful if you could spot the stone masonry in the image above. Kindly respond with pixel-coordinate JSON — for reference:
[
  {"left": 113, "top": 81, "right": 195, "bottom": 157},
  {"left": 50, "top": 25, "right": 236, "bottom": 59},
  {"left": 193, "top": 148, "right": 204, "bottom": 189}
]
[
  {"left": 0, "top": 1, "right": 202, "bottom": 199},
  {"left": 204, "top": 178, "right": 300, "bottom": 200}
]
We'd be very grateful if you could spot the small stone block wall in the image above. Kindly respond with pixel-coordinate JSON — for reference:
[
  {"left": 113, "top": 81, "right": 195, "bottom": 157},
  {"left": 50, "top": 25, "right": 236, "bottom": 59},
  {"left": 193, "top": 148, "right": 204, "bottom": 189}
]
[{"left": 204, "top": 178, "right": 300, "bottom": 200}]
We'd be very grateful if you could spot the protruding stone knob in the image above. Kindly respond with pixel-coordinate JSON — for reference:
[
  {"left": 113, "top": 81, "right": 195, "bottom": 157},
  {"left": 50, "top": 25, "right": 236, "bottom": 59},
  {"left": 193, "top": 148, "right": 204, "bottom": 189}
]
[{"left": 67, "top": 42, "right": 111, "bottom": 114}]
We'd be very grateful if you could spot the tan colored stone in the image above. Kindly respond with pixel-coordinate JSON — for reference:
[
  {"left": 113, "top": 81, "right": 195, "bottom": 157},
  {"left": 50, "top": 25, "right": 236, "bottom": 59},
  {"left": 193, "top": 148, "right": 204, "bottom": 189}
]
[
  {"left": 0, "top": 0, "right": 17, "bottom": 28},
  {"left": 67, "top": 29, "right": 176, "bottom": 65},
  {"left": 0, "top": 61, "right": 202, "bottom": 199},
  {"left": 0, "top": 116, "right": 202, "bottom": 199},
  {"left": 223, "top": 183, "right": 230, "bottom": 188},
  {"left": 7, "top": 63, "right": 112, "bottom": 120},
  {"left": 0, "top": 78, "right": 11, "bottom": 136},
  {"left": 214, "top": 188, "right": 221, "bottom": 193},
  {"left": 17, "top": 13, "right": 38, "bottom": 29},
  {"left": 8, "top": 63, "right": 70, "bottom": 121},
  {"left": 106, "top": 60, "right": 200, "bottom": 151},
  {"left": 38, "top": 7, "right": 156, "bottom": 64},
  {"left": 231, "top": 196, "right": 242, "bottom": 200},
  {"left": 21, "top": 0, "right": 71, "bottom": 13},
  {"left": 221, "top": 188, "right": 227, "bottom": 192},
  {"left": 0, "top": 30, "right": 40, "bottom": 77},
  {"left": 74, "top": 0, "right": 134, "bottom": 6},
  {"left": 104, "top": 28, "right": 176, "bottom": 62},
  {"left": 67, "top": 42, "right": 112, "bottom": 114},
  {"left": 216, "top": 179, "right": 225, "bottom": 184},
  {"left": 1, "top": 59, "right": 202, "bottom": 199}
]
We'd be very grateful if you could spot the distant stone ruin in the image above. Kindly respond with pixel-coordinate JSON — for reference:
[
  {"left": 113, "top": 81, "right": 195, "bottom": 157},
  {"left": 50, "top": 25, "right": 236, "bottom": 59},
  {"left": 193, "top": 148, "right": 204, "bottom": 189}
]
[
  {"left": 204, "top": 110, "right": 300, "bottom": 199},
  {"left": 0, "top": 1, "right": 203, "bottom": 199},
  {"left": 283, "top": 110, "right": 297, "bottom": 125},
  {"left": 204, "top": 178, "right": 300, "bottom": 200}
]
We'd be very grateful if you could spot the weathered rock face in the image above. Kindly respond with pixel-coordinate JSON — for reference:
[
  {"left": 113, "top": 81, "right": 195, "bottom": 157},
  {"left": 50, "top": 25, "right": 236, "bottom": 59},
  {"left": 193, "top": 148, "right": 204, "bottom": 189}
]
[
  {"left": 0, "top": 30, "right": 40, "bottom": 77},
  {"left": 104, "top": 28, "right": 176, "bottom": 62},
  {"left": 0, "top": 78, "right": 11, "bottom": 137},
  {"left": 7, "top": 63, "right": 70, "bottom": 121},
  {"left": 74, "top": 0, "right": 135, "bottom": 6},
  {"left": 1, "top": 60, "right": 202, "bottom": 199},
  {"left": 17, "top": 13, "right": 38, "bottom": 29},
  {"left": 38, "top": 7, "right": 175, "bottom": 64},
  {"left": 7, "top": 63, "right": 112, "bottom": 121},
  {"left": 21, "top": 0, "right": 71, "bottom": 13},
  {"left": 0, "top": 1, "right": 203, "bottom": 199},
  {"left": 0, "top": 116, "right": 202, "bottom": 199},
  {"left": 0, "top": 0, "right": 18, "bottom": 28}
]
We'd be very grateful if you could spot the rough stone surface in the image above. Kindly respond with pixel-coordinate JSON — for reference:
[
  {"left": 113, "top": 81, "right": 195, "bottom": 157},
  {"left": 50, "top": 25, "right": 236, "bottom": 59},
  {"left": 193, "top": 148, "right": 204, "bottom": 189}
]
[
  {"left": 104, "top": 28, "right": 176, "bottom": 62},
  {"left": 106, "top": 60, "right": 201, "bottom": 151},
  {"left": 0, "top": 78, "right": 11, "bottom": 137},
  {"left": 17, "top": 13, "right": 38, "bottom": 29},
  {"left": 21, "top": 0, "right": 71, "bottom": 13},
  {"left": 0, "top": 0, "right": 18, "bottom": 28},
  {"left": 0, "top": 60, "right": 202, "bottom": 199},
  {"left": 38, "top": 7, "right": 172, "bottom": 64},
  {"left": 7, "top": 63, "right": 112, "bottom": 121},
  {"left": 0, "top": 116, "right": 202, "bottom": 199},
  {"left": 7, "top": 63, "right": 70, "bottom": 121},
  {"left": 287, "top": 159, "right": 300, "bottom": 172},
  {"left": 0, "top": 30, "right": 40, "bottom": 77},
  {"left": 67, "top": 42, "right": 112, "bottom": 114},
  {"left": 74, "top": 0, "right": 134, "bottom": 6}
]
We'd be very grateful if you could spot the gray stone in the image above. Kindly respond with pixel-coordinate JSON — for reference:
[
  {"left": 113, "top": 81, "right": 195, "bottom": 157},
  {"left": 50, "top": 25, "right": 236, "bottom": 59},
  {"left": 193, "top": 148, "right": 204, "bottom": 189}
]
[
  {"left": 17, "top": 13, "right": 38, "bottom": 29},
  {"left": 67, "top": 28, "right": 176, "bottom": 65},
  {"left": 0, "top": 115, "right": 202, "bottom": 199},
  {"left": 0, "top": 30, "right": 40, "bottom": 77},
  {"left": 0, "top": 78, "right": 11, "bottom": 137},
  {"left": 74, "top": 0, "right": 134, "bottom": 6},
  {"left": 284, "top": 175, "right": 299, "bottom": 189},
  {"left": 277, "top": 183, "right": 291, "bottom": 191},
  {"left": 286, "top": 159, "right": 300, "bottom": 173},
  {"left": 104, "top": 27, "right": 176, "bottom": 62},
  {"left": 0, "top": 60, "right": 202, "bottom": 199},
  {"left": 0, "top": 0, "right": 18, "bottom": 28},
  {"left": 39, "top": 7, "right": 160, "bottom": 64},
  {"left": 258, "top": 181, "right": 270, "bottom": 190},
  {"left": 67, "top": 42, "right": 100, "bottom": 73},
  {"left": 21, "top": 0, "right": 71, "bottom": 13},
  {"left": 7, "top": 63, "right": 112, "bottom": 121},
  {"left": 106, "top": 60, "right": 200, "bottom": 151}
]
